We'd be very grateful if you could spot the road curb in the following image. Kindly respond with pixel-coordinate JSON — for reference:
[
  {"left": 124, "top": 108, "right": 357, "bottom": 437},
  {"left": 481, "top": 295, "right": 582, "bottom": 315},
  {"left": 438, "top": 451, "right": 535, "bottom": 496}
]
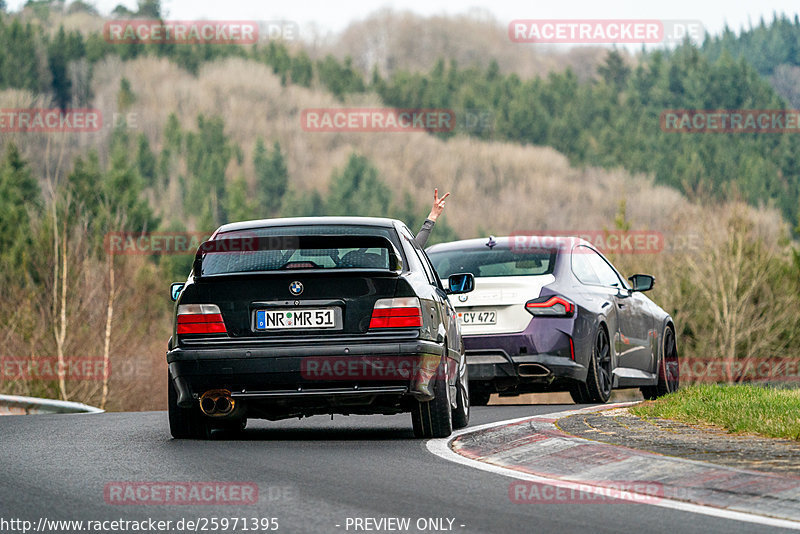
[{"left": 428, "top": 404, "right": 800, "bottom": 530}]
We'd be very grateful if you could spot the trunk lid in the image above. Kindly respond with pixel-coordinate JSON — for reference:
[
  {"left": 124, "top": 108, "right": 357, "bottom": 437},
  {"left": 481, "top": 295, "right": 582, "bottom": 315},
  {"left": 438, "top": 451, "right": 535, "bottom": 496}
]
[{"left": 448, "top": 274, "right": 555, "bottom": 335}]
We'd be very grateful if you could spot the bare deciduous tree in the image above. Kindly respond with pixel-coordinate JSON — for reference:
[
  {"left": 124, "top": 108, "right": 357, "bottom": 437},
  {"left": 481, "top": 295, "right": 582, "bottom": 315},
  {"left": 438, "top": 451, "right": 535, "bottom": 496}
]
[{"left": 684, "top": 211, "right": 799, "bottom": 383}]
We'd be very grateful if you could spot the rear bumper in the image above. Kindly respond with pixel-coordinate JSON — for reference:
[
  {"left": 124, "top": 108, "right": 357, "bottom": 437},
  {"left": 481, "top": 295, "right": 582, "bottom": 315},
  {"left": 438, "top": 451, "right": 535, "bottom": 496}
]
[
  {"left": 463, "top": 317, "right": 586, "bottom": 391},
  {"left": 466, "top": 351, "right": 585, "bottom": 381},
  {"left": 167, "top": 339, "right": 444, "bottom": 409}
]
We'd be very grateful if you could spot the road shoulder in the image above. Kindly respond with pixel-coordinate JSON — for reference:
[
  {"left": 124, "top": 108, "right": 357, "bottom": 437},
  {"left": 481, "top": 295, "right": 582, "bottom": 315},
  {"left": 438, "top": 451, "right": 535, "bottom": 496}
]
[
  {"left": 442, "top": 403, "right": 800, "bottom": 525},
  {"left": 558, "top": 406, "right": 800, "bottom": 477}
]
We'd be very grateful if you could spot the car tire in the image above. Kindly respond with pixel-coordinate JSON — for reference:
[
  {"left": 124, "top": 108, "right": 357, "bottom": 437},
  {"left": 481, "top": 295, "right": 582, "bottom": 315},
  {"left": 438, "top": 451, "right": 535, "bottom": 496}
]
[
  {"left": 585, "top": 326, "right": 613, "bottom": 403},
  {"left": 411, "top": 354, "right": 453, "bottom": 439},
  {"left": 168, "top": 372, "right": 210, "bottom": 439},
  {"left": 641, "top": 327, "right": 679, "bottom": 400},
  {"left": 451, "top": 360, "right": 470, "bottom": 430},
  {"left": 568, "top": 382, "right": 591, "bottom": 404}
]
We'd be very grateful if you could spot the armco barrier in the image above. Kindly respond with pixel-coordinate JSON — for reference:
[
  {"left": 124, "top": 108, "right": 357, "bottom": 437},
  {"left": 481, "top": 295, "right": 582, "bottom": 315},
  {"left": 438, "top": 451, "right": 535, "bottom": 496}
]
[{"left": 0, "top": 394, "right": 104, "bottom": 415}]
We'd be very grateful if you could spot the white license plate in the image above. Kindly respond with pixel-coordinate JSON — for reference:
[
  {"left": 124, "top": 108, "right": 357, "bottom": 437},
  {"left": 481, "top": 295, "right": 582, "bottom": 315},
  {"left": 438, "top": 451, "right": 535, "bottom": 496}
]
[
  {"left": 458, "top": 311, "right": 497, "bottom": 325},
  {"left": 256, "top": 308, "right": 337, "bottom": 330}
]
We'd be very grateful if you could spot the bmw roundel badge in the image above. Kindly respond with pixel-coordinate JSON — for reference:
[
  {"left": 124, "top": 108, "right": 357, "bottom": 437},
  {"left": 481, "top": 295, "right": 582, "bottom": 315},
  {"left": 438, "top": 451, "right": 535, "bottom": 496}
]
[
  {"left": 290, "top": 281, "right": 304, "bottom": 296},
  {"left": 458, "top": 294, "right": 468, "bottom": 302}
]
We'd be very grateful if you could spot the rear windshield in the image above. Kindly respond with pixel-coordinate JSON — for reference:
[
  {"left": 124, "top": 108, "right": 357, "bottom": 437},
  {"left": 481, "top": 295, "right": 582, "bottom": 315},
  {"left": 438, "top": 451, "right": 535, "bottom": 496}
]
[
  {"left": 201, "top": 225, "right": 401, "bottom": 275},
  {"left": 428, "top": 247, "right": 557, "bottom": 278}
]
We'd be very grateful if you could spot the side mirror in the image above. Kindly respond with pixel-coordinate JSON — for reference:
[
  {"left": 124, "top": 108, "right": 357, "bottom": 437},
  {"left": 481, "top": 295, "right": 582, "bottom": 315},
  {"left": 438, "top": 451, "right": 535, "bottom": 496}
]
[
  {"left": 628, "top": 274, "right": 654, "bottom": 292},
  {"left": 446, "top": 273, "right": 475, "bottom": 294},
  {"left": 170, "top": 282, "right": 184, "bottom": 301}
]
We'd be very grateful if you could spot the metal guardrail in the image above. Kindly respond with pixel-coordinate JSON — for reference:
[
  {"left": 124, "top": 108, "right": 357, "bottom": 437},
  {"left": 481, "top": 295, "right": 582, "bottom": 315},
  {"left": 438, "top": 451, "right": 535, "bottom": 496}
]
[{"left": 0, "top": 394, "right": 104, "bottom": 415}]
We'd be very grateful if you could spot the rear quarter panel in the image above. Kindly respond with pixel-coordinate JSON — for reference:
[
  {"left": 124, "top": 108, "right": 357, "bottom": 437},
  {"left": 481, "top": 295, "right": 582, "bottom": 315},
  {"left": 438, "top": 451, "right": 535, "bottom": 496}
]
[{"left": 551, "top": 252, "right": 620, "bottom": 370}]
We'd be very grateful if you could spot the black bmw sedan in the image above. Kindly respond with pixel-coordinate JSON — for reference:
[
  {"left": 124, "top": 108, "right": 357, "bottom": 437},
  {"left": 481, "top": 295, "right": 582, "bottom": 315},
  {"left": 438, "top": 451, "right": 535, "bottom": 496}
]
[{"left": 167, "top": 217, "right": 474, "bottom": 439}]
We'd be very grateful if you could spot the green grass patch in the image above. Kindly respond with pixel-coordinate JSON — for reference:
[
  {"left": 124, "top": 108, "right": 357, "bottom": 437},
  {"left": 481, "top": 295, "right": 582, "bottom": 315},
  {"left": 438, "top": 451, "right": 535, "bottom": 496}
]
[{"left": 630, "top": 384, "right": 800, "bottom": 440}]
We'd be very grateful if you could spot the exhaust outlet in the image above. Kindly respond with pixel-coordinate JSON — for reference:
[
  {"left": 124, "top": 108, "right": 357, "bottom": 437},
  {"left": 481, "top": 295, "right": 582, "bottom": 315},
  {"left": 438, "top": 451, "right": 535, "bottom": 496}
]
[
  {"left": 199, "top": 389, "right": 235, "bottom": 417},
  {"left": 215, "top": 396, "right": 233, "bottom": 415},
  {"left": 518, "top": 363, "right": 551, "bottom": 378},
  {"left": 200, "top": 396, "right": 217, "bottom": 414}
]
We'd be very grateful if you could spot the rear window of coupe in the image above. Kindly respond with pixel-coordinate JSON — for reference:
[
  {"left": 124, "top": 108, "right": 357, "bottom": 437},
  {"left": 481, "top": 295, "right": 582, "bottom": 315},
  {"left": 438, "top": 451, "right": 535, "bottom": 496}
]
[{"left": 428, "top": 247, "right": 556, "bottom": 278}]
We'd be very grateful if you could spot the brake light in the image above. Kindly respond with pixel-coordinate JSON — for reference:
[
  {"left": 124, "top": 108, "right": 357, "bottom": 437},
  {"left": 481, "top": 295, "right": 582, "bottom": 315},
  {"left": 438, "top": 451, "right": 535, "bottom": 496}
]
[
  {"left": 525, "top": 295, "right": 575, "bottom": 317},
  {"left": 177, "top": 304, "right": 227, "bottom": 334},
  {"left": 369, "top": 297, "right": 422, "bottom": 329}
]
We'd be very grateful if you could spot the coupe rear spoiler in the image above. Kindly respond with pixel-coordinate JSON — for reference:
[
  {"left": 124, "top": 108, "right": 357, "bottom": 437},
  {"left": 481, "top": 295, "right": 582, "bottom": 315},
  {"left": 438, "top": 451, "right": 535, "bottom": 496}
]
[{"left": 192, "top": 234, "right": 404, "bottom": 279}]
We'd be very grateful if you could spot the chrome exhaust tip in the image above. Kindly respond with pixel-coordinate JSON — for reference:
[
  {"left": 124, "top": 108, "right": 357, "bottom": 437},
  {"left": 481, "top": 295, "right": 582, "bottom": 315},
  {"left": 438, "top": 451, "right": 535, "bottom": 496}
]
[
  {"left": 199, "top": 389, "right": 235, "bottom": 416},
  {"left": 215, "top": 396, "right": 233, "bottom": 415},
  {"left": 517, "top": 363, "right": 551, "bottom": 378},
  {"left": 200, "top": 396, "right": 217, "bottom": 415}
]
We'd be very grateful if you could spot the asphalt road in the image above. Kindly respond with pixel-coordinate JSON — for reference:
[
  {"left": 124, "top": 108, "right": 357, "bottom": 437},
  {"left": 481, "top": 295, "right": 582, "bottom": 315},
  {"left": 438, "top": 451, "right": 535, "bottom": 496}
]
[{"left": 0, "top": 405, "right": 792, "bottom": 534}]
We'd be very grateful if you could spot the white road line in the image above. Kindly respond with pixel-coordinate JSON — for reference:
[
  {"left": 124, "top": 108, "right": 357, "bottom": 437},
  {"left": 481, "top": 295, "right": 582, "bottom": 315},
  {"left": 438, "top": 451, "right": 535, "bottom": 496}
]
[{"left": 427, "top": 407, "right": 800, "bottom": 531}]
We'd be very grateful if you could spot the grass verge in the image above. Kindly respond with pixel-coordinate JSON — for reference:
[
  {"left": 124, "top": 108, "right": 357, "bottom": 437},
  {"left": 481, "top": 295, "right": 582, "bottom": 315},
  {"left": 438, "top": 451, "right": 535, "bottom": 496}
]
[{"left": 630, "top": 384, "right": 800, "bottom": 440}]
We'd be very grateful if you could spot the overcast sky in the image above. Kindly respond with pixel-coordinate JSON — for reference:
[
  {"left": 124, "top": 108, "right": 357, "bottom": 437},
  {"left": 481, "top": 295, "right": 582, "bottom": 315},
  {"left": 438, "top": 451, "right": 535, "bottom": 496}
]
[{"left": 6, "top": 0, "right": 800, "bottom": 41}]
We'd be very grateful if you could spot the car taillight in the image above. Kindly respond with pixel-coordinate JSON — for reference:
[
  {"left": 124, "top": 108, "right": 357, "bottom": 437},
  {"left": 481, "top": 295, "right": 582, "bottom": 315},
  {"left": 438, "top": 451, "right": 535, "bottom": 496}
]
[
  {"left": 525, "top": 295, "right": 575, "bottom": 317},
  {"left": 369, "top": 297, "right": 423, "bottom": 329},
  {"left": 177, "top": 304, "right": 227, "bottom": 334}
]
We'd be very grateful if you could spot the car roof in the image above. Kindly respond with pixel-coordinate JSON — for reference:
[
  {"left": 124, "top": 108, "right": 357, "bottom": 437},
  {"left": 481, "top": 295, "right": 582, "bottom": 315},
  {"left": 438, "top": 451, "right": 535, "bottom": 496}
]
[
  {"left": 216, "top": 216, "right": 401, "bottom": 234},
  {"left": 426, "top": 235, "right": 590, "bottom": 253}
]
